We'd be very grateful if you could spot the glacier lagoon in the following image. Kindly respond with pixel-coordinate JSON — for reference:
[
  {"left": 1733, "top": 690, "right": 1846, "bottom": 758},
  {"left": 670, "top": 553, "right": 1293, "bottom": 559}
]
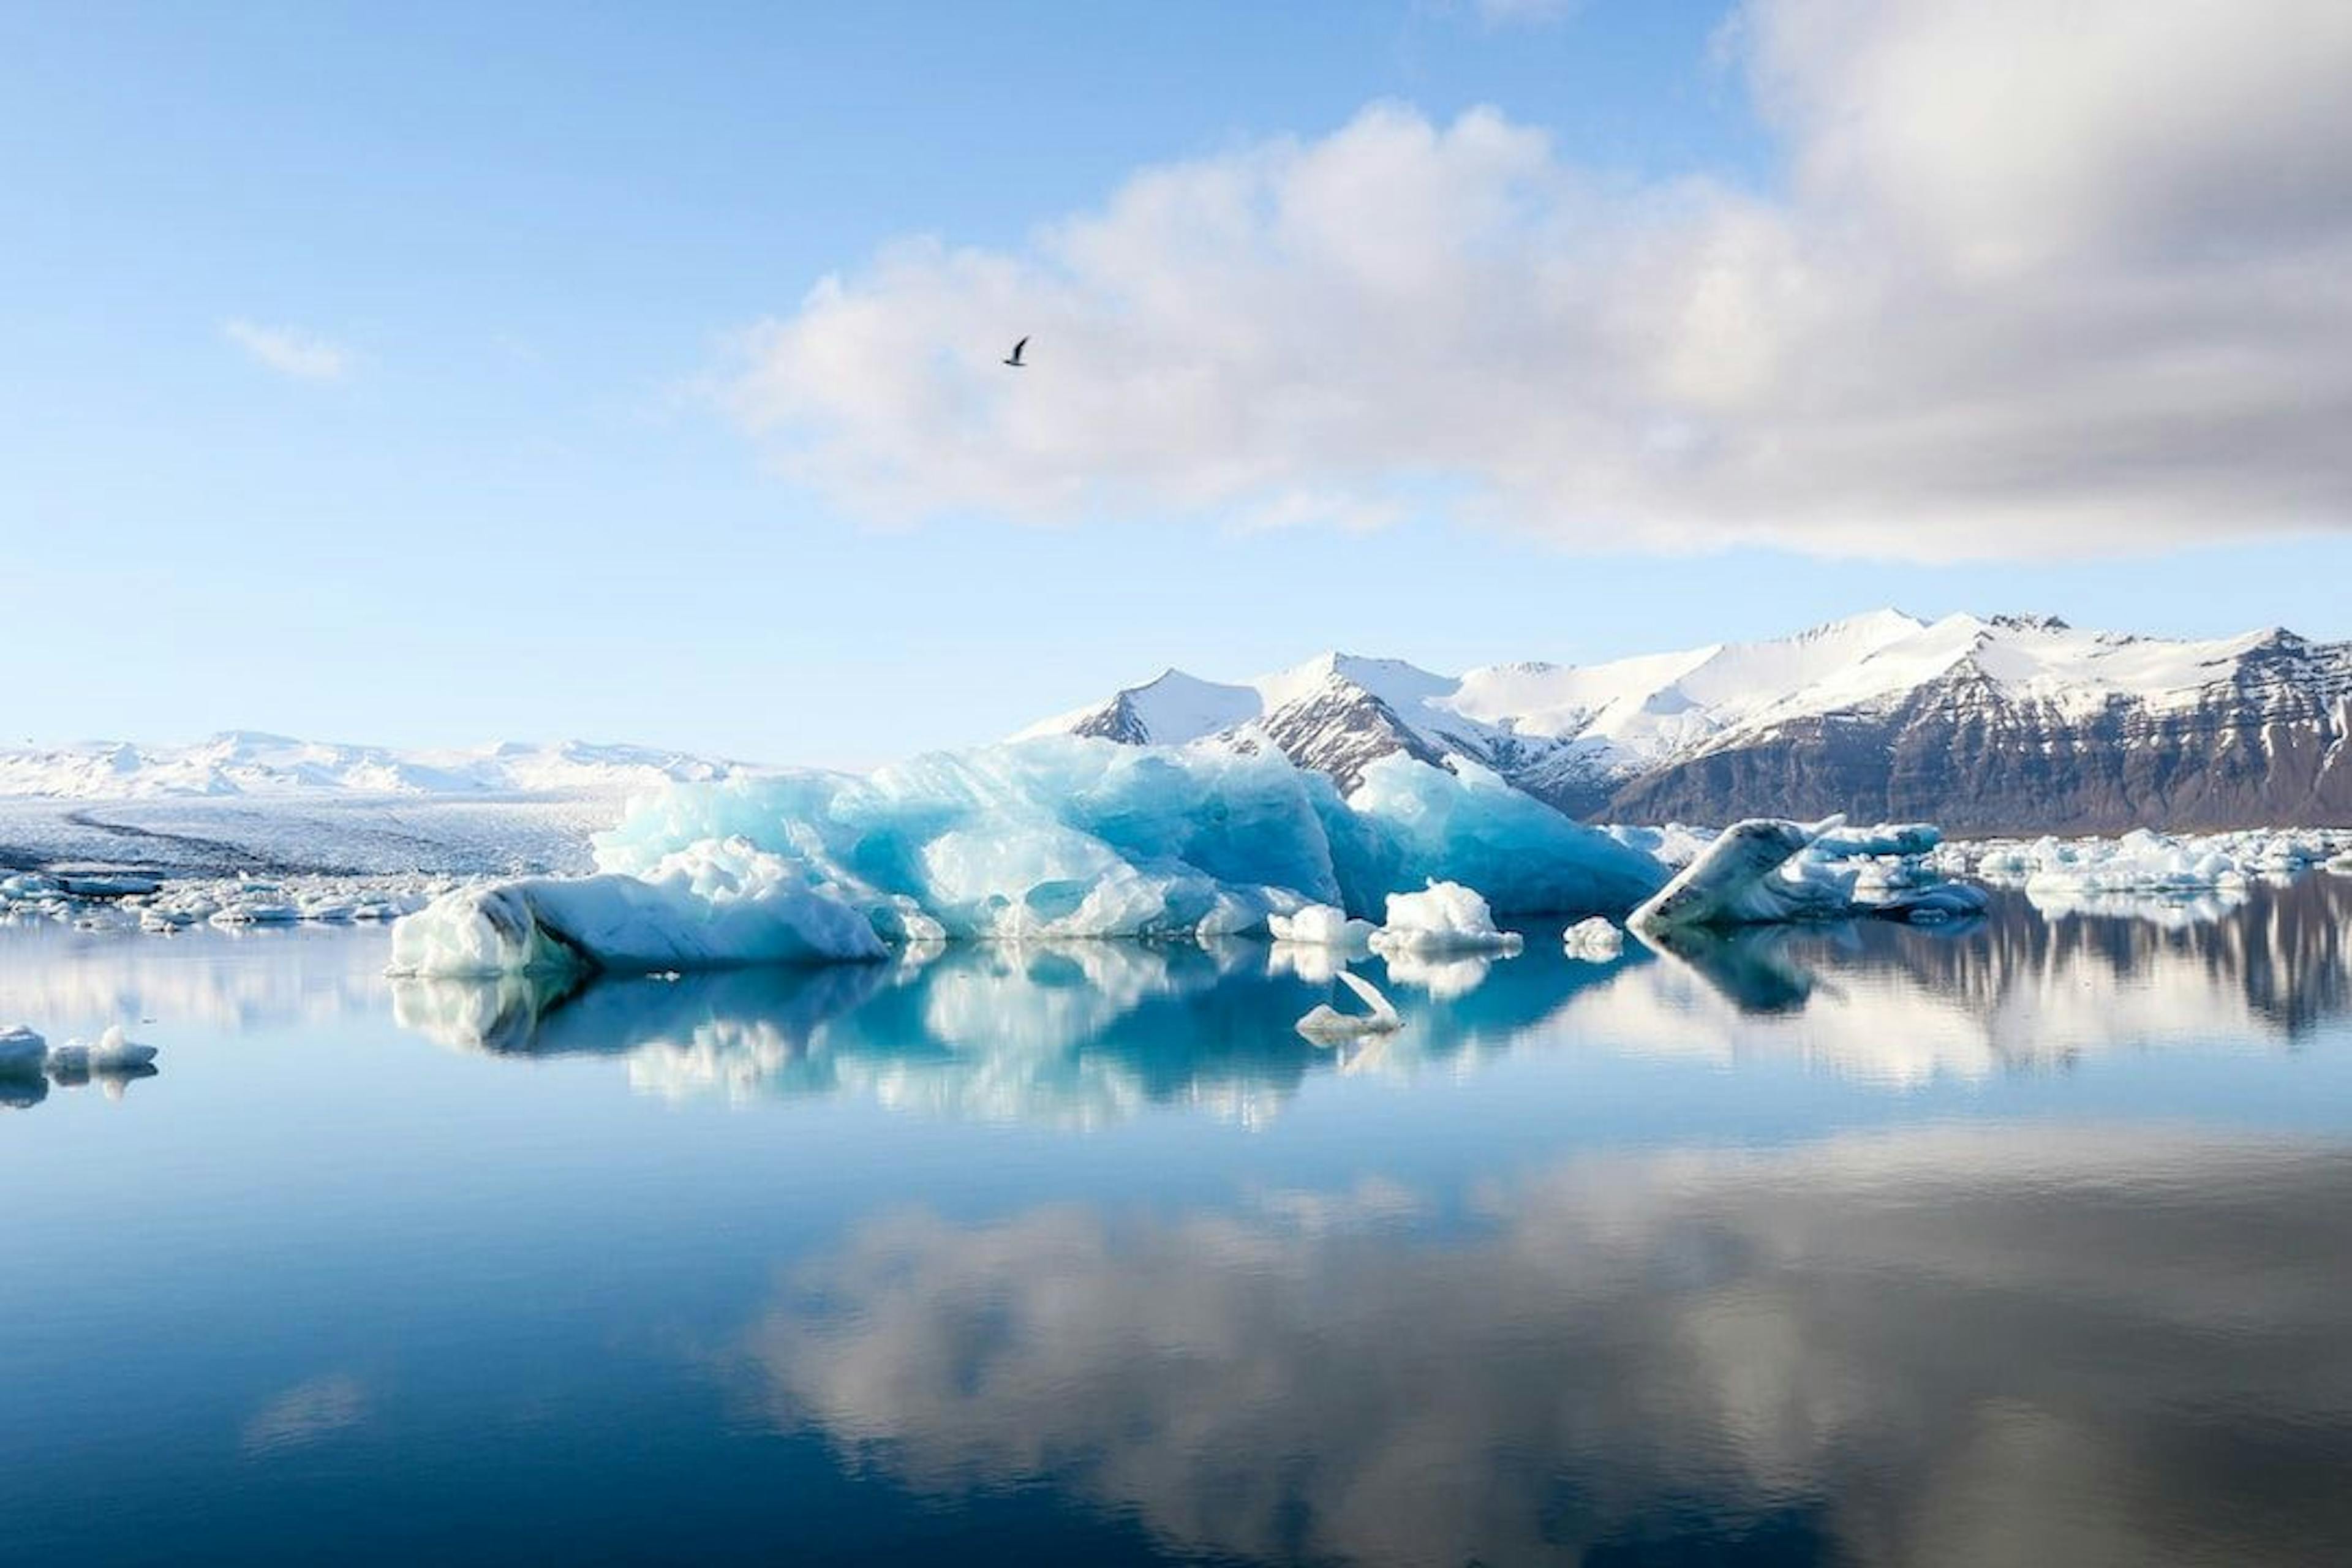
[{"left": 6, "top": 880, "right": 2352, "bottom": 1565}]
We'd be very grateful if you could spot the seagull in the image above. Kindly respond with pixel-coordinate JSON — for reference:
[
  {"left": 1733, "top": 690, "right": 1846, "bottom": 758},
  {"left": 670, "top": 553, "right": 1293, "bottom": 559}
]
[{"left": 1001, "top": 335, "right": 1028, "bottom": 368}]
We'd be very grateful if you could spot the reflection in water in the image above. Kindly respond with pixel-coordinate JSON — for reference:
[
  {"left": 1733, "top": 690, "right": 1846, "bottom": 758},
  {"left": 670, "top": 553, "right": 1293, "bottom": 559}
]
[
  {"left": 1564, "top": 878, "right": 2352, "bottom": 1086},
  {"left": 392, "top": 876, "right": 2352, "bottom": 1115},
  {"left": 738, "top": 1128, "right": 2352, "bottom": 1567},
  {"left": 0, "top": 921, "right": 388, "bottom": 1036},
  {"left": 394, "top": 936, "right": 1627, "bottom": 1127}
]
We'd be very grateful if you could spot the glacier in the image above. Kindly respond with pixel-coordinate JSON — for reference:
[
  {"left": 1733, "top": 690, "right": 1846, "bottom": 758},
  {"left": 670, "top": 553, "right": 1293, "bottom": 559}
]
[{"left": 390, "top": 738, "right": 1669, "bottom": 977}]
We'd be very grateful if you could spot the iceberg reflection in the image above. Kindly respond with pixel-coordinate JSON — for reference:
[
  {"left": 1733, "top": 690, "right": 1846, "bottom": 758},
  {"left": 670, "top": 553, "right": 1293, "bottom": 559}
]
[
  {"left": 393, "top": 937, "right": 1617, "bottom": 1127},
  {"left": 390, "top": 876, "right": 2352, "bottom": 1115}
]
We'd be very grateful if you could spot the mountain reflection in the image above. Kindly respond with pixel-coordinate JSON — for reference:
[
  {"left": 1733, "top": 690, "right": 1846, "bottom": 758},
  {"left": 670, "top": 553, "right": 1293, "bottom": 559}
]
[
  {"left": 735, "top": 1127, "right": 2352, "bottom": 1567},
  {"left": 390, "top": 875, "right": 2352, "bottom": 1117}
]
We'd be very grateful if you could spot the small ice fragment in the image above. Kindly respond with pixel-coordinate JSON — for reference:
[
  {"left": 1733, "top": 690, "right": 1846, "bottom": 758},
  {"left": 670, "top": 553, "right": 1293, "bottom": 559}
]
[
  {"left": 1295, "top": 969, "right": 1403, "bottom": 1042},
  {"left": 0, "top": 1025, "right": 48, "bottom": 1076},
  {"left": 88, "top": 1024, "right": 158, "bottom": 1072},
  {"left": 1367, "top": 880, "right": 1524, "bottom": 956},
  {"left": 1267, "top": 904, "right": 1376, "bottom": 947},
  {"left": 1561, "top": 916, "right": 1625, "bottom": 961}
]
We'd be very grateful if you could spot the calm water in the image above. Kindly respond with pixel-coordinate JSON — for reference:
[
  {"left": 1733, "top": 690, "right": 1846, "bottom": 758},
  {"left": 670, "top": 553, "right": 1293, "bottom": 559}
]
[{"left": 4, "top": 883, "right": 2351, "bottom": 1566}]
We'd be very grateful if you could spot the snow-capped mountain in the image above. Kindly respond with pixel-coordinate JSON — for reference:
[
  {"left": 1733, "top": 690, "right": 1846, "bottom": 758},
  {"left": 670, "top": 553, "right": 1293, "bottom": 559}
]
[
  {"left": 0, "top": 732, "right": 753, "bottom": 801},
  {"left": 1018, "top": 612, "right": 2352, "bottom": 832}
]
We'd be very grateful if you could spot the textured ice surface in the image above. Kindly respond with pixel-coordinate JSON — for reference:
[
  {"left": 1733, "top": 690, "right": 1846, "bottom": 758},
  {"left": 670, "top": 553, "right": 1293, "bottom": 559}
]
[
  {"left": 1632, "top": 820, "right": 1838, "bottom": 931},
  {"left": 1562, "top": 916, "right": 1626, "bottom": 962},
  {"left": 0, "top": 1025, "right": 46, "bottom": 1076},
  {"left": 0, "top": 1021, "right": 157, "bottom": 1088},
  {"left": 1339, "top": 755, "right": 1665, "bottom": 916},
  {"left": 1368, "top": 880, "right": 1525, "bottom": 956},
  {"left": 1632, "top": 817, "right": 1986, "bottom": 932},
  {"left": 1599, "top": 823, "right": 1718, "bottom": 872},
  {"left": 392, "top": 739, "right": 1665, "bottom": 976},
  {"left": 1267, "top": 904, "right": 1376, "bottom": 947},
  {"left": 1962, "top": 828, "right": 2352, "bottom": 903},
  {"left": 388, "top": 857, "right": 889, "bottom": 978},
  {"left": 1295, "top": 969, "right": 1402, "bottom": 1042}
]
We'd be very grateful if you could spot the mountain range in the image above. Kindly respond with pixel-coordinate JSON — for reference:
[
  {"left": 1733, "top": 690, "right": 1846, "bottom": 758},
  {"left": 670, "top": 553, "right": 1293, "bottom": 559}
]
[
  {"left": 0, "top": 733, "right": 753, "bottom": 801},
  {"left": 1018, "top": 611, "right": 2352, "bottom": 832},
  {"left": 10, "top": 612, "right": 2349, "bottom": 834}
]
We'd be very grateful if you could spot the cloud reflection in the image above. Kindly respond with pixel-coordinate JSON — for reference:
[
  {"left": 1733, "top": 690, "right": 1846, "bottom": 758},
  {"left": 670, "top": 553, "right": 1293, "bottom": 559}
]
[{"left": 736, "top": 1128, "right": 2352, "bottom": 1567}]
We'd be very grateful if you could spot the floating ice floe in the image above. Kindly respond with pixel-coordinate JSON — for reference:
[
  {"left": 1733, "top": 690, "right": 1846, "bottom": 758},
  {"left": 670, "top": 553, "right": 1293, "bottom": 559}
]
[
  {"left": 0, "top": 1022, "right": 159, "bottom": 1099},
  {"left": 0, "top": 870, "right": 440, "bottom": 935},
  {"left": 1960, "top": 827, "right": 2352, "bottom": 907},
  {"left": 1294, "top": 970, "right": 1403, "bottom": 1042},
  {"left": 0, "top": 1024, "right": 47, "bottom": 1076},
  {"left": 1562, "top": 916, "right": 1626, "bottom": 962},
  {"left": 390, "top": 740, "right": 1664, "bottom": 976},
  {"left": 1631, "top": 816, "right": 1987, "bottom": 933},
  {"left": 44, "top": 1027, "right": 159, "bottom": 1080},
  {"left": 388, "top": 858, "right": 891, "bottom": 978},
  {"left": 1366, "top": 881, "right": 1524, "bottom": 956}
]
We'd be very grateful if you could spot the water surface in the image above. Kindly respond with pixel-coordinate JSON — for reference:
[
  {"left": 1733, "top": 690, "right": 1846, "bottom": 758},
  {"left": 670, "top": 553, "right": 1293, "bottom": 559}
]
[{"left": 4, "top": 883, "right": 2351, "bottom": 1566}]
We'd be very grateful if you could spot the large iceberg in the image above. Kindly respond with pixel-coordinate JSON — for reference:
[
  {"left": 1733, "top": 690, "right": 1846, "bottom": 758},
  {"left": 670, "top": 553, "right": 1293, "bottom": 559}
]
[{"left": 391, "top": 739, "right": 1668, "bottom": 977}]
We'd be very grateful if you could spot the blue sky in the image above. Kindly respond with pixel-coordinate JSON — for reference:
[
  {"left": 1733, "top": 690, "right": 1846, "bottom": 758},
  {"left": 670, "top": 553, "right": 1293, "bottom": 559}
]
[{"left": 7, "top": 0, "right": 2349, "bottom": 764}]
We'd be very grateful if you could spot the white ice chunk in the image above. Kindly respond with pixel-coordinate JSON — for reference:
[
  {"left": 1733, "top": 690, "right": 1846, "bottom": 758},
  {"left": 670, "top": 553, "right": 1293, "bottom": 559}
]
[
  {"left": 388, "top": 848, "right": 887, "bottom": 978},
  {"left": 86, "top": 1024, "right": 158, "bottom": 1071},
  {"left": 1634, "top": 816, "right": 1986, "bottom": 930},
  {"left": 1295, "top": 969, "right": 1402, "bottom": 1042},
  {"left": 1958, "top": 827, "right": 2352, "bottom": 922},
  {"left": 1368, "top": 880, "right": 1525, "bottom": 956},
  {"left": 1562, "top": 916, "right": 1626, "bottom": 962},
  {"left": 1630, "top": 819, "right": 1841, "bottom": 931},
  {"left": 1267, "top": 904, "right": 1376, "bottom": 947}
]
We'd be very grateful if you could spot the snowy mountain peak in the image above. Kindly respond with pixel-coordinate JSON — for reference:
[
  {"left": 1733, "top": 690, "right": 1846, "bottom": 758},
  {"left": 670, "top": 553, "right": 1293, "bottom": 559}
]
[{"left": 1020, "top": 612, "right": 2352, "bottom": 831}]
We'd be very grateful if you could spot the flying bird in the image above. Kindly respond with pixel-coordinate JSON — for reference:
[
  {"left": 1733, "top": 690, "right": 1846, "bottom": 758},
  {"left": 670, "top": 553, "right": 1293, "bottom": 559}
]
[{"left": 1002, "top": 336, "right": 1028, "bottom": 368}]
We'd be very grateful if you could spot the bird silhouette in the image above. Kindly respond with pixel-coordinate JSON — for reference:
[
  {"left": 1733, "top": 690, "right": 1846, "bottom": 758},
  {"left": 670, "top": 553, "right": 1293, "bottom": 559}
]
[{"left": 1002, "top": 336, "right": 1028, "bottom": 368}]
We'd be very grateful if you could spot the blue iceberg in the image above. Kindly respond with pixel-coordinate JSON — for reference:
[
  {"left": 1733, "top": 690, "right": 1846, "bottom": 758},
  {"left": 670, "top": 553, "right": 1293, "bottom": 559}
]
[{"left": 391, "top": 738, "right": 1670, "bottom": 976}]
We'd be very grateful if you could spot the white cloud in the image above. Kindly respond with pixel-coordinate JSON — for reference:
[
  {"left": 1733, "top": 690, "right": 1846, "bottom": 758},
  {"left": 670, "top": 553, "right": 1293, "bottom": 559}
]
[
  {"left": 726, "top": 0, "right": 2352, "bottom": 560},
  {"left": 222, "top": 318, "right": 350, "bottom": 382}
]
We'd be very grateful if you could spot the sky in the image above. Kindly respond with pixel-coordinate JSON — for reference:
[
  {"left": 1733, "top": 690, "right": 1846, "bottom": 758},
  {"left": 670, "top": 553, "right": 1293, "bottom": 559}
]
[{"left": 6, "top": 0, "right": 2350, "bottom": 766}]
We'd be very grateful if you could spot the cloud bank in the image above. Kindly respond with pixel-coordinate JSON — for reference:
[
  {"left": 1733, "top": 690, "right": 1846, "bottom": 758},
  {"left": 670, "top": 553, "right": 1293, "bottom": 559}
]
[{"left": 728, "top": 0, "right": 2352, "bottom": 559}]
